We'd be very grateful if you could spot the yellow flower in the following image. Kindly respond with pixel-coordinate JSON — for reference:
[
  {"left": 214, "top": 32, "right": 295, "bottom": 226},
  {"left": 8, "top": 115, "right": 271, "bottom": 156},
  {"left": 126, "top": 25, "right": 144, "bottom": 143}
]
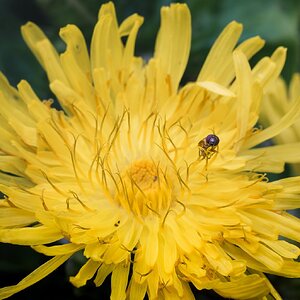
[
  {"left": 260, "top": 73, "right": 300, "bottom": 174},
  {"left": 1, "top": 2, "right": 300, "bottom": 299}
]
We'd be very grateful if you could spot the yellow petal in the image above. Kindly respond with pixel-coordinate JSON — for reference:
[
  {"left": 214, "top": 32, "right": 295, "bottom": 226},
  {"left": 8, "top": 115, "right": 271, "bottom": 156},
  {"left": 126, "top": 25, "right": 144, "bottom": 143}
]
[
  {"left": 203, "top": 242, "right": 233, "bottom": 276},
  {"left": 102, "top": 242, "right": 129, "bottom": 265},
  {"left": 166, "top": 217, "right": 193, "bottom": 253},
  {"left": 248, "top": 209, "right": 300, "bottom": 242},
  {"left": 121, "top": 15, "right": 143, "bottom": 68},
  {"left": 139, "top": 218, "right": 159, "bottom": 267},
  {"left": 91, "top": 3, "right": 123, "bottom": 74},
  {"left": 0, "top": 155, "right": 26, "bottom": 177},
  {"left": 94, "top": 263, "right": 114, "bottom": 287},
  {"left": 243, "top": 95, "right": 300, "bottom": 149},
  {"left": 0, "top": 207, "right": 36, "bottom": 227},
  {"left": 199, "top": 34, "right": 264, "bottom": 89},
  {"left": 154, "top": 3, "right": 191, "bottom": 92},
  {"left": 240, "top": 210, "right": 278, "bottom": 239},
  {"left": 129, "top": 279, "right": 147, "bottom": 300},
  {"left": 236, "top": 36, "right": 265, "bottom": 59},
  {"left": 261, "top": 239, "right": 300, "bottom": 259},
  {"left": 279, "top": 260, "right": 300, "bottom": 277},
  {"left": 273, "top": 193, "right": 300, "bottom": 210},
  {"left": 119, "top": 13, "right": 143, "bottom": 36},
  {"left": 234, "top": 241, "right": 284, "bottom": 271},
  {"left": 117, "top": 218, "right": 143, "bottom": 251},
  {"left": 241, "top": 143, "right": 300, "bottom": 164},
  {"left": 181, "top": 281, "right": 196, "bottom": 300},
  {"left": 196, "top": 81, "right": 235, "bottom": 97},
  {"left": 271, "top": 176, "right": 300, "bottom": 210},
  {"left": 21, "top": 22, "right": 51, "bottom": 68},
  {"left": 49, "top": 80, "right": 93, "bottom": 124},
  {"left": 0, "top": 74, "right": 34, "bottom": 127},
  {"left": 0, "top": 122, "right": 20, "bottom": 156},
  {"left": 0, "top": 226, "right": 62, "bottom": 245},
  {"left": 36, "top": 118, "right": 70, "bottom": 163},
  {"left": 70, "top": 259, "right": 100, "bottom": 288},
  {"left": 0, "top": 254, "right": 71, "bottom": 300},
  {"left": 32, "top": 243, "right": 84, "bottom": 256},
  {"left": 59, "top": 24, "right": 91, "bottom": 80},
  {"left": 8, "top": 118, "right": 37, "bottom": 147},
  {"left": 253, "top": 47, "right": 286, "bottom": 88},
  {"left": 257, "top": 272, "right": 282, "bottom": 300},
  {"left": 0, "top": 72, "right": 21, "bottom": 102},
  {"left": 111, "top": 262, "right": 130, "bottom": 300},
  {"left": 17, "top": 80, "right": 49, "bottom": 121},
  {"left": 35, "top": 39, "right": 69, "bottom": 85},
  {"left": 161, "top": 229, "right": 178, "bottom": 274},
  {"left": 244, "top": 157, "right": 285, "bottom": 173},
  {"left": 290, "top": 73, "right": 300, "bottom": 100},
  {"left": 197, "top": 21, "right": 242, "bottom": 83},
  {"left": 146, "top": 271, "right": 159, "bottom": 299},
  {"left": 233, "top": 50, "right": 253, "bottom": 147},
  {"left": 269, "top": 47, "right": 287, "bottom": 84},
  {"left": 60, "top": 51, "right": 95, "bottom": 109},
  {"left": 21, "top": 22, "right": 69, "bottom": 85},
  {"left": 98, "top": 1, "right": 117, "bottom": 20},
  {"left": 214, "top": 274, "right": 269, "bottom": 299}
]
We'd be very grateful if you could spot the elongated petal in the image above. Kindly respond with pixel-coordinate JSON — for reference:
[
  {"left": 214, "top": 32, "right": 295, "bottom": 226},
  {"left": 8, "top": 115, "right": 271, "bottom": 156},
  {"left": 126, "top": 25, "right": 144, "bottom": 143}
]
[
  {"left": 91, "top": 2, "right": 123, "bottom": 76},
  {"left": 21, "top": 22, "right": 51, "bottom": 68},
  {"left": 0, "top": 155, "right": 26, "bottom": 177},
  {"left": 129, "top": 279, "right": 147, "bottom": 300},
  {"left": 214, "top": 275, "right": 269, "bottom": 299},
  {"left": 111, "top": 262, "right": 130, "bottom": 300},
  {"left": 0, "top": 207, "right": 36, "bottom": 227},
  {"left": 21, "top": 23, "right": 69, "bottom": 85},
  {"left": 94, "top": 264, "right": 114, "bottom": 287},
  {"left": 0, "top": 254, "right": 72, "bottom": 300},
  {"left": 121, "top": 15, "right": 143, "bottom": 69},
  {"left": 242, "top": 95, "right": 300, "bottom": 149},
  {"left": 154, "top": 3, "right": 191, "bottom": 92},
  {"left": 236, "top": 36, "right": 265, "bottom": 59},
  {"left": 36, "top": 40, "right": 69, "bottom": 85},
  {"left": 290, "top": 73, "right": 300, "bottom": 99},
  {"left": 0, "top": 226, "right": 62, "bottom": 245},
  {"left": 233, "top": 50, "right": 252, "bottom": 148},
  {"left": 59, "top": 24, "right": 91, "bottom": 79},
  {"left": 139, "top": 219, "right": 159, "bottom": 267},
  {"left": 70, "top": 259, "right": 101, "bottom": 288},
  {"left": 60, "top": 51, "right": 95, "bottom": 109},
  {"left": 261, "top": 239, "right": 300, "bottom": 259},
  {"left": 32, "top": 243, "right": 84, "bottom": 256},
  {"left": 197, "top": 21, "right": 242, "bottom": 83},
  {"left": 196, "top": 81, "right": 235, "bottom": 97},
  {"left": 241, "top": 143, "right": 300, "bottom": 163}
]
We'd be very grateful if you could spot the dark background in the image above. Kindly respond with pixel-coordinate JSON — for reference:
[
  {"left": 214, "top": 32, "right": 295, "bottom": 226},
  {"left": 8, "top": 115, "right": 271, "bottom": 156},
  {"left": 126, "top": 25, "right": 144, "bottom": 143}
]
[{"left": 0, "top": 0, "right": 299, "bottom": 299}]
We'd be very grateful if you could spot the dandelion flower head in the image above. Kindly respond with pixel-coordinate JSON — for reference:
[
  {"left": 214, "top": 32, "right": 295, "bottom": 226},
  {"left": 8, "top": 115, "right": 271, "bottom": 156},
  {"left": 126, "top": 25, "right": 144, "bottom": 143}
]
[{"left": 1, "top": 2, "right": 300, "bottom": 299}]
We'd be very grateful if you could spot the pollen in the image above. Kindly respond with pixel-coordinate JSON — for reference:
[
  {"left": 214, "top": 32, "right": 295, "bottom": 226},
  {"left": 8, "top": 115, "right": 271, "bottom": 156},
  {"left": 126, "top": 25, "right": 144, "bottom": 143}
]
[
  {"left": 115, "top": 160, "right": 173, "bottom": 217},
  {"left": 127, "top": 160, "right": 159, "bottom": 191}
]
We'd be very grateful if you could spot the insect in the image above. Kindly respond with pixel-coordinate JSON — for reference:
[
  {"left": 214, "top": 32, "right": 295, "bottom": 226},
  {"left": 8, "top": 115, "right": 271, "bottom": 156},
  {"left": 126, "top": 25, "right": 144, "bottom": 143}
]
[{"left": 198, "top": 134, "right": 220, "bottom": 163}]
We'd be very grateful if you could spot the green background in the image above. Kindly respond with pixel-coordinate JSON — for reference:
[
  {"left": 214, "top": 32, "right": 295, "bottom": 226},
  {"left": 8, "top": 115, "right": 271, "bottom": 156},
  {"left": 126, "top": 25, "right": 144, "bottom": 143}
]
[{"left": 0, "top": 0, "right": 299, "bottom": 299}]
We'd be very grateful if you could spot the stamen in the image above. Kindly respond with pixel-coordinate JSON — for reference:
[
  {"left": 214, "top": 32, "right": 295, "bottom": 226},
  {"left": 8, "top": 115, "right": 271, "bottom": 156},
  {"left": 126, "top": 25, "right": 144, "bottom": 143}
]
[
  {"left": 114, "top": 160, "right": 175, "bottom": 217},
  {"left": 40, "top": 189, "right": 49, "bottom": 211},
  {"left": 41, "top": 170, "right": 68, "bottom": 196}
]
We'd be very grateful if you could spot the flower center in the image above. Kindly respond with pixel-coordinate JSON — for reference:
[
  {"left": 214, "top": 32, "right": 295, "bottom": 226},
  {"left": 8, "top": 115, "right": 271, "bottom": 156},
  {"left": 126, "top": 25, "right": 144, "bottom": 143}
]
[
  {"left": 115, "top": 160, "right": 173, "bottom": 217},
  {"left": 128, "top": 160, "right": 159, "bottom": 190}
]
